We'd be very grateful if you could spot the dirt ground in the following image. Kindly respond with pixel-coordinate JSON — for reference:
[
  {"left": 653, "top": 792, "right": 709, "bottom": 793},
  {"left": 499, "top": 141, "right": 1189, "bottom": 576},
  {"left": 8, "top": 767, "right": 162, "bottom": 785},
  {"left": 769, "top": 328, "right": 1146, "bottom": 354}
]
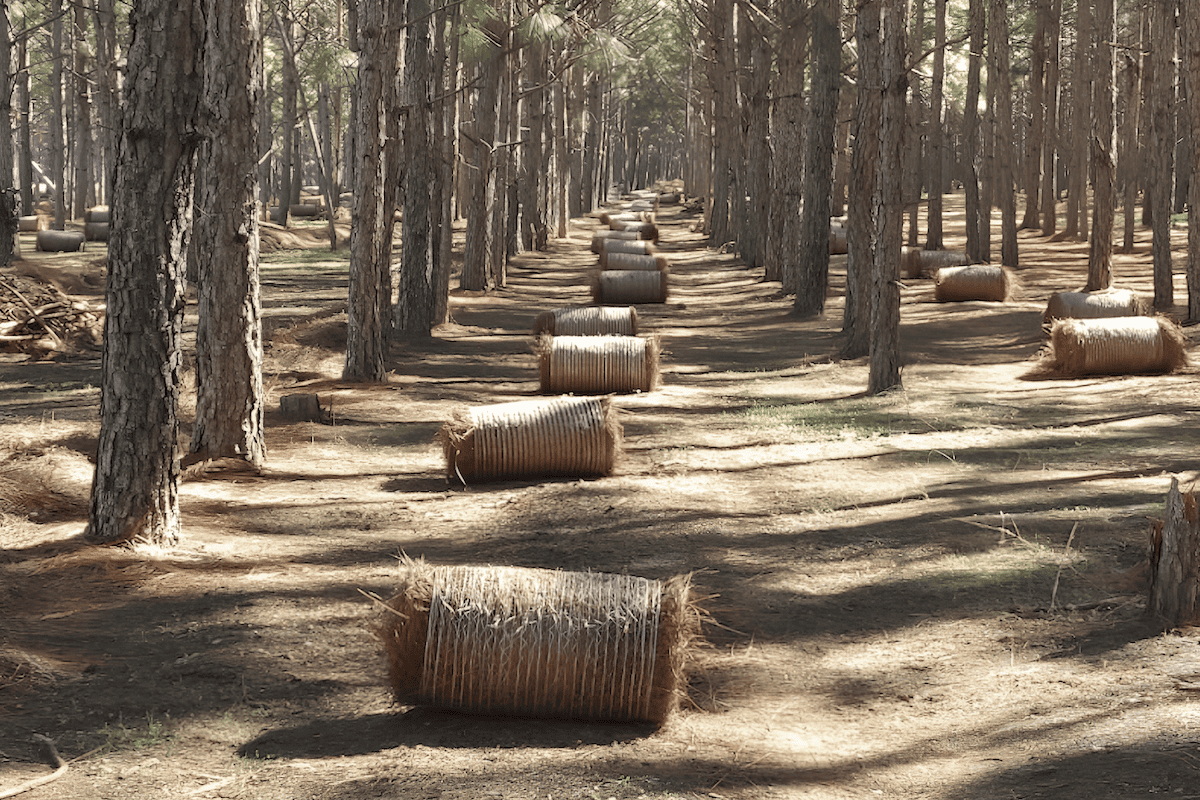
[{"left": 2, "top": 197, "right": 1200, "bottom": 800}]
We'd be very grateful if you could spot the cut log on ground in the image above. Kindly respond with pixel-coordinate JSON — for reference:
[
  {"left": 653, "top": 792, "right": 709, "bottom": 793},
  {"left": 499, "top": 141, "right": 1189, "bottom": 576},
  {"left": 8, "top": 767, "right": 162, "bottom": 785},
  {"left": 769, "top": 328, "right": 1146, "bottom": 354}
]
[{"left": 1148, "top": 477, "right": 1200, "bottom": 629}]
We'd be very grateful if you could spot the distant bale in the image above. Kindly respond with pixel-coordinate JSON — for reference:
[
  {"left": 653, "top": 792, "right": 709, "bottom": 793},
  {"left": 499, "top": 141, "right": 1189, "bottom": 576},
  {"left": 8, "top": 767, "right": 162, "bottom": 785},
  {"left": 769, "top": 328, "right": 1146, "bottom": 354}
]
[
  {"left": 537, "top": 334, "right": 660, "bottom": 394},
  {"left": 598, "top": 238, "right": 657, "bottom": 265},
  {"left": 592, "top": 270, "right": 669, "bottom": 305},
  {"left": 83, "top": 205, "right": 109, "bottom": 224},
  {"left": 907, "top": 249, "right": 969, "bottom": 280},
  {"left": 829, "top": 227, "right": 847, "bottom": 255},
  {"left": 609, "top": 220, "right": 659, "bottom": 241},
  {"left": 590, "top": 229, "right": 643, "bottom": 254},
  {"left": 289, "top": 203, "right": 325, "bottom": 218},
  {"left": 18, "top": 215, "right": 47, "bottom": 232},
  {"left": 657, "top": 192, "right": 681, "bottom": 205},
  {"left": 598, "top": 211, "right": 640, "bottom": 226},
  {"left": 933, "top": 264, "right": 1014, "bottom": 302},
  {"left": 1043, "top": 289, "right": 1150, "bottom": 326},
  {"left": 438, "top": 395, "right": 622, "bottom": 484},
  {"left": 603, "top": 252, "right": 669, "bottom": 273},
  {"left": 1044, "top": 316, "right": 1188, "bottom": 376},
  {"left": 84, "top": 222, "right": 109, "bottom": 242},
  {"left": 532, "top": 305, "right": 639, "bottom": 337},
  {"left": 35, "top": 230, "right": 86, "bottom": 253},
  {"left": 375, "top": 557, "right": 699, "bottom": 724}
]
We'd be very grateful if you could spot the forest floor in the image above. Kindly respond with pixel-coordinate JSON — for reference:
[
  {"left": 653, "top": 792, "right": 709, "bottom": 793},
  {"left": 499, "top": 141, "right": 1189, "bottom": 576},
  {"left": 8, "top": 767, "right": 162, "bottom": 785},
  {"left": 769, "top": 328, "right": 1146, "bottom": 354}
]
[{"left": 2, "top": 195, "right": 1200, "bottom": 800}]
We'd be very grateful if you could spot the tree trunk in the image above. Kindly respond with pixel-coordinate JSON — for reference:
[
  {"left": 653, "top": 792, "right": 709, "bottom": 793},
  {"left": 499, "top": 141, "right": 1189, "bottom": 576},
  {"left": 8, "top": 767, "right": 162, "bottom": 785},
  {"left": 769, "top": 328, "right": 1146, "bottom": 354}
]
[
  {"left": 92, "top": 0, "right": 120, "bottom": 205},
  {"left": 0, "top": 5, "right": 16, "bottom": 266},
  {"left": 1085, "top": 0, "right": 1115, "bottom": 292},
  {"left": 904, "top": 0, "right": 925, "bottom": 247},
  {"left": 794, "top": 0, "right": 840, "bottom": 317},
  {"left": 1064, "top": 0, "right": 1092, "bottom": 241},
  {"left": 1185, "top": 0, "right": 1200, "bottom": 320},
  {"left": 461, "top": 27, "right": 503, "bottom": 292},
  {"left": 189, "top": 0, "right": 265, "bottom": 470},
  {"left": 520, "top": 36, "right": 548, "bottom": 252},
  {"left": 343, "top": 0, "right": 401, "bottom": 381},
  {"left": 707, "top": 0, "right": 735, "bottom": 248},
  {"left": 395, "top": 0, "right": 438, "bottom": 337},
  {"left": 925, "top": 0, "right": 947, "bottom": 250},
  {"left": 87, "top": 0, "right": 205, "bottom": 547},
  {"left": 1040, "top": 0, "right": 1061, "bottom": 236},
  {"left": 842, "top": 0, "right": 880, "bottom": 360},
  {"left": 16, "top": 28, "right": 32, "bottom": 215},
  {"left": 275, "top": 6, "right": 298, "bottom": 227},
  {"left": 765, "top": 0, "right": 806, "bottom": 287},
  {"left": 1119, "top": 53, "right": 1140, "bottom": 253},
  {"left": 50, "top": 0, "right": 66, "bottom": 229},
  {"left": 434, "top": 0, "right": 457, "bottom": 325},
  {"left": 741, "top": 11, "right": 771, "bottom": 270},
  {"left": 990, "top": 0, "right": 1018, "bottom": 267},
  {"left": 963, "top": 0, "right": 985, "bottom": 262},
  {"left": 72, "top": 5, "right": 93, "bottom": 217},
  {"left": 868, "top": 0, "right": 905, "bottom": 395},
  {"left": 1148, "top": 478, "right": 1200, "bottom": 629},
  {"left": 1149, "top": 0, "right": 1176, "bottom": 310},
  {"left": 1021, "top": 0, "right": 1046, "bottom": 231}
]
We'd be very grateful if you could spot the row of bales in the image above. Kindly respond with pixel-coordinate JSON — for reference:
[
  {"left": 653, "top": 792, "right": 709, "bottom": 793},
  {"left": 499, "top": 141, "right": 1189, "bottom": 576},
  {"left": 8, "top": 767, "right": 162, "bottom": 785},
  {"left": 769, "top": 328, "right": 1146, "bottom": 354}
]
[
  {"left": 19, "top": 205, "right": 110, "bottom": 253},
  {"left": 896, "top": 239, "right": 1187, "bottom": 377},
  {"left": 376, "top": 186, "right": 702, "bottom": 727}
]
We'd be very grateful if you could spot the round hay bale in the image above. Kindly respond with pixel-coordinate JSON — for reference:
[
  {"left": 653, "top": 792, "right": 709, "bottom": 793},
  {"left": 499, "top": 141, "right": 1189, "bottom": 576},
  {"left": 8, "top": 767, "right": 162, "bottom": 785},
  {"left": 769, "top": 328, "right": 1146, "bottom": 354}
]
[
  {"left": 376, "top": 558, "right": 699, "bottom": 724},
  {"left": 35, "top": 230, "right": 86, "bottom": 253},
  {"left": 829, "top": 227, "right": 847, "bottom": 255},
  {"left": 908, "top": 249, "right": 969, "bottom": 279},
  {"left": 609, "top": 220, "right": 659, "bottom": 241},
  {"left": 592, "top": 270, "right": 669, "bottom": 305},
  {"left": 933, "top": 264, "right": 1013, "bottom": 302},
  {"left": 84, "top": 222, "right": 109, "bottom": 242},
  {"left": 657, "top": 192, "right": 681, "bottom": 205},
  {"left": 590, "top": 229, "right": 642, "bottom": 254},
  {"left": 598, "top": 238, "right": 657, "bottom": 265},
  {"left": 1046, "top": 316, "right": 1188, "bottom": 376},
  {"left": 602, "top": 252, "right": 669, "bottom": 273},
  {"left": 83, "top": 205, "right": 109, "bottom": 224},
  {"left": 289, "top": 203, "right": 325, "bottom": 218},
  {"left": 438, "top": 395, "right": 622, "bottom": 484},
  {"left": 532, "top": 306, "right": 639, "bottom": 337},
  {"left": 18, "top": 215, "right": 46, "bottom": 232},
  {"left": 537, "top": 334, "right": 660, "bottom": 394},
  {"left": 1043, "top": 288, "right": 1150, "bottom": 326},
  {"left": 598, "top": 211, "right": 639, "bottom": 226}
]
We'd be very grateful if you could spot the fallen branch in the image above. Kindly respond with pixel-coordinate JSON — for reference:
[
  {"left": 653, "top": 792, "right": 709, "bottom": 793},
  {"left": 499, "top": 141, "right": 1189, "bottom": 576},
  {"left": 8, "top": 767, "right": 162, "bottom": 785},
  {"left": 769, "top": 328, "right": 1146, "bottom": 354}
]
[{"left": 0, "top": 735, "right": 68, "bottom": 798}]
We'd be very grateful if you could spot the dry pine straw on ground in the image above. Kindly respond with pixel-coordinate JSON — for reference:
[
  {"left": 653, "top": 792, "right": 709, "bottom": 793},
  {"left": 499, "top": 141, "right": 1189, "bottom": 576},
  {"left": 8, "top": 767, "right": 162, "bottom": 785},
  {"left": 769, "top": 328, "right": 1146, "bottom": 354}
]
[{"left": 2, "top": 202, "right": 1200, "bottom": 799}]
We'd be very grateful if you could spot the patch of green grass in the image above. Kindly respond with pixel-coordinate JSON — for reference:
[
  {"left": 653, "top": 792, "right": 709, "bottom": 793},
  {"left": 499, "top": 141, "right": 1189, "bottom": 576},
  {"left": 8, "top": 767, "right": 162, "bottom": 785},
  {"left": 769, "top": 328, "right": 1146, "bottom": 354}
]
[{"left": 96, "top": 711, "right": 173, "bottom": 753}]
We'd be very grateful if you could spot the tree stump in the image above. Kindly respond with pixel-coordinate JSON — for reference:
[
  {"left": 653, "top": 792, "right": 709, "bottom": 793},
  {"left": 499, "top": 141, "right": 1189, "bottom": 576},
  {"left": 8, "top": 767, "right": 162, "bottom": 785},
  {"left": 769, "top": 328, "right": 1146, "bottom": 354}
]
[{"left": 1148, "top": 477, "right": 1200, "bottom": 628}]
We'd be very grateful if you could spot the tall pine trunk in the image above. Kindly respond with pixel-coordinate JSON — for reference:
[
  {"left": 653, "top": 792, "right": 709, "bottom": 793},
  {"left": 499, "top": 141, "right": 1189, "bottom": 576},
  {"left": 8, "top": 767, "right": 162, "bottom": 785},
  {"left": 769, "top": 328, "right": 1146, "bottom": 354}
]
[
  {"left": 1085, "top": 0, "right": 1116, "bottom": 291},
  {"left": 765, "top": 0, "right": 805, "bottom": 287},
  {"left": 1040, "top": 0, "right": 1061, "bottom": 236},
  {"left": 963, "top": 0, "right": 985, "bottom": 262},
  {"left": 990, "top": 0, "right": 1018, "bottom": 267},
  {"left": 1149, "top": 0, "right": 1176, "bottom": 309},
  {"left": 925, "top": 0, "right": 947, "bottom": 250},
  {"left": 1185, "top": 0, "right": 1200, "bottom": 320}
]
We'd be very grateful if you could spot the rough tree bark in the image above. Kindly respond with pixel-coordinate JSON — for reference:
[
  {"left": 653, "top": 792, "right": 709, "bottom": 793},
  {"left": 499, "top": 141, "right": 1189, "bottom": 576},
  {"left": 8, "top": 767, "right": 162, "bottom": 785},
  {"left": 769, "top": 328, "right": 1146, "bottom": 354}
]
[
  {"left": 343, "top": 0, "right": 401, "bottom": 381},
  {"left": 0, "top": 4, "right": 16, "bottom": 264},
  {"left": 1040, "top": 0, "right": 1061, "bottom": 236},
  {"left": 1119, "top": 53, "right": 1140, "bottom": 253},
  {"left": 1184, "top": 0, "right": 1200, "bottom": 320},
  {"left": 765, "top": 0, "right": 806, "bottom": 287},
  {"left": 1149, "top": 0, "right": 1176, "bottom": 310},
  {"left": 1063, "top": 0, "right": 1092, "bottom": 241},
  {"left": 1085, "top": 0, "right": 1115, "bottom": 292},
  {"left": 925, "top": 0, "right": 947, "bottom": 250},
  {"left": 963, "top": 0, "right": 985, "bottom": 263},
  {"left": 1148, "top": 478, "right": 1200, "bottom": 629},
  {"left": 868, "top": 0, "right": 904, "bottom": 395},
  {"left": 990, "top": 0, "right": 1018, "bottom": 267},
  {"left": 1021, "top": 0, "right": 1046, "bottom": 231},
  {"left": 189, "top": 0, "right": 265, "bottom": 471},
  {"left": 72, "top": 4, "right": 93, "bottom": 217},
  {"left": 50, "top": 0, "right": 65, "bottom": 229},
  {"left": 794, "top": 0, "right": 841, "bottom": 317},
  {"left": 87, "top": 0, "right": 205, "bottom": 547}
]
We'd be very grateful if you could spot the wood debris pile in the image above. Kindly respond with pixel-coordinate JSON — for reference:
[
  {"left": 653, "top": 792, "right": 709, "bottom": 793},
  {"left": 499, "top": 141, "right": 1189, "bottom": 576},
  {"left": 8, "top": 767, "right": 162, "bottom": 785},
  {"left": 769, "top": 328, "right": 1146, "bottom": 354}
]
[{"left": 0, "top": 274, "right": 103, "bottom": 357}]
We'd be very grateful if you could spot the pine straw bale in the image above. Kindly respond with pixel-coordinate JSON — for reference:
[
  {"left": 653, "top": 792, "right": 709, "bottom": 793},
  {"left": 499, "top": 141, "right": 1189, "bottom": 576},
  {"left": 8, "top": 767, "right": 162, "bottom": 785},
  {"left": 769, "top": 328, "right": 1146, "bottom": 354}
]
[
  {"left": 598, "top": 237, "right": 657, "bottom": 265},
  {"left": 829, "top": 227, "right": 848, "bottom": 255},
  {"left": 590, "top": 229, "right": 643, "bottom": 254},
  {"left": 532, "top": 305, "right": 639, "bottom": 337},
  {"left": 1044, "top": 316, "right": 1188, "bottom": 376},
  {"left": 537, "top": 334, "right": 660, "bottom": 394},
  {"left": 1043, "top": 288, "right": 1150, "bottom": 326},
  {"left": 602, "top": 252, "right": 669, "bottom": 273},
  {"left": 907, "top": 249, "right": 969, "bottom": 279},
  {"left": 609, "top": 220, "right": 660, "bottom": 241},
  {"left": 933, "top": 264, "right": 1015, "bottom": 302},
  {"left": 438, "top": 395, "right": 622, "bottom": 484},
  {"left": 84, "top": 222, "right": 110, "bottom": 242},
  {"left": 592, "top": 270, "right": 670, "bottom": 305},
  {"left": 83, "top": 205, "right": 110, "bottom": 224},
  {"left": 18, "top": 215, "right": 47, "bottom": 232},
  {"left": 598, "top": 211, "right": 641, "bottom": 226},
  {"left": 35, "top": 230, "right": 86, "bottom": 253},
  {"left": 375, "top": 557, "right": 700, "bottom": 724}
]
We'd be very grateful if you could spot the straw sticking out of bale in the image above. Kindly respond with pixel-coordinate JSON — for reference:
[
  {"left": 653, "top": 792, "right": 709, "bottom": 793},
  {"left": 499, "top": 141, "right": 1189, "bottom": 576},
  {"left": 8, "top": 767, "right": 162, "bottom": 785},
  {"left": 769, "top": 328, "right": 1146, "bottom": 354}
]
[
  {"left": 1045, "top": 316, "right": 1188, "bottom": 376},
  {"left": 537, "top": 334, "right": 660, "bottom": 394},
  {"left": 438, "top": 395, "right": 622, "bottom": 484},
  {"left": 1043, "top": 289, "right": 1150, "bottom": 326},
  {"left": 603, "top": 252, "right": 669, "bottom": 273},
  {"left": 532, "top": 306, "right": 639, "bottom": 337},
  {"left": 376, "top": 558, "right": 699, "bottom": 724},
  {"left": 35, "top": 230, "right": 86, "bottom": 253},
  {"left": 593, "top": 270, "right": 669, "bottom": 305},
  {"left": 933, "top": 264, "right": 1015, "bottom": 302}
]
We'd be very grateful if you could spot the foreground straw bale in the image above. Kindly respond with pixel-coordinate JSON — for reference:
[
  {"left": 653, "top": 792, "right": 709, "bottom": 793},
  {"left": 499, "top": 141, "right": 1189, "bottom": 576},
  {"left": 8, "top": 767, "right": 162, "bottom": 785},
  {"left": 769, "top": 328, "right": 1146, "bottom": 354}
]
[
  {"left": 1043, "top": 288, "right": 1150, "bottom": 326},
  {"left": 593, "top": 270, "right": 669, "bottom": 305},
  {"left": 537, "top": 334, "right": 660, "bottom": 394},
  {"left": 438, "top": 395, "right": 622, "bottom": 484},
  {"left": 532, "top": 305, "right": 639, "bottom": 337},
  {"left": 35, "top": 230, "right": 86, "bottom": 253},
  {"left": 375, "top": 558, "right": 700, "bottom": 724},
  {"left": 1043, "top": 316, "right": 1187, "bottom": 376},
  {"left": 933, "top": 264, "right": 1015, "bottom": 302}
]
